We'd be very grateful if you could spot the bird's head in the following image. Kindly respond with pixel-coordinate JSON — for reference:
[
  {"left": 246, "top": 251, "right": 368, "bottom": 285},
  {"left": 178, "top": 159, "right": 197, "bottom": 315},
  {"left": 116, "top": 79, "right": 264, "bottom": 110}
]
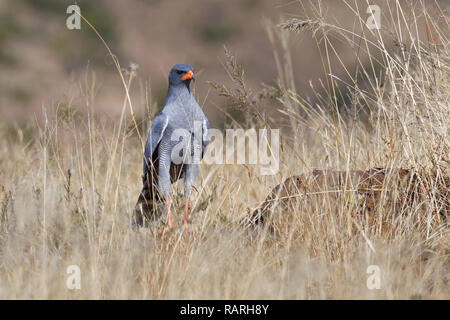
[{"left": 168, "top": 63, "right": 195, "bottom": 87}]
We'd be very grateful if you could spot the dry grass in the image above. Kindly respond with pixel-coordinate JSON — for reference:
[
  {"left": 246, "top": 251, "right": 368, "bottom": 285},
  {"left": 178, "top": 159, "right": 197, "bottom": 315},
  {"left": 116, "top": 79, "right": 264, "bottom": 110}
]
[{"left": 0, "top": 0, "right": 449, "bottom": 299}]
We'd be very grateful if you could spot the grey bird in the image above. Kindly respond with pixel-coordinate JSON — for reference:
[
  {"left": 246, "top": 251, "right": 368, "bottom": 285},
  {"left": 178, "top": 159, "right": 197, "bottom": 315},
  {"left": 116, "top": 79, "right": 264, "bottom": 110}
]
[{"left": 134, "top": 64, "right": 209, "bottom": 233}]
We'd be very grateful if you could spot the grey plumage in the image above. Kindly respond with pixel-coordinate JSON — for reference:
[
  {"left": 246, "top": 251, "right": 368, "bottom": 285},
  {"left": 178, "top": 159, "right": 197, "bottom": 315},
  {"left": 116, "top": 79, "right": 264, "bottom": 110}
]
[{"left": 133, "top": 64, "right": 209, "bottom": 228}]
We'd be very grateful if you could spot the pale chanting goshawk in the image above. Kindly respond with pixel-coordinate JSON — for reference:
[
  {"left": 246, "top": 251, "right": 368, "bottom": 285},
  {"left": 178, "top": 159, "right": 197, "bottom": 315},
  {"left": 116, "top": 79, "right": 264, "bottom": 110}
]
[{"left": 134, "top": 64, "right": 209, "bottom": 233}]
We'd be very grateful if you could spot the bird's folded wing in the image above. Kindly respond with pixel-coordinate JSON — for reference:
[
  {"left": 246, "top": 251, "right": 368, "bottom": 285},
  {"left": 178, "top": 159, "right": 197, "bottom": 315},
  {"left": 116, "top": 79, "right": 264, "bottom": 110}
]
[{"left": 143, "top": 112, "right": 169, "bottom": 173}]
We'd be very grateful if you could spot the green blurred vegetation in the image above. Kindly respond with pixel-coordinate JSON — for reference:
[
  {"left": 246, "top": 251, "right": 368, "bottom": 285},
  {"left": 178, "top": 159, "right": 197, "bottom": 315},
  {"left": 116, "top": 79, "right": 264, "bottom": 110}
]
[
  {"left": 24, "top": 0, "right": 117, "bottom": 42},
  {"left": 0, "top": 12, "right": 22, "bottom": 66},
  {"left": 24, "top": 0, "right": 118, "bottom": 68},
  {"left": 198, "top": 23, "right": 239, "bottom": 44}
]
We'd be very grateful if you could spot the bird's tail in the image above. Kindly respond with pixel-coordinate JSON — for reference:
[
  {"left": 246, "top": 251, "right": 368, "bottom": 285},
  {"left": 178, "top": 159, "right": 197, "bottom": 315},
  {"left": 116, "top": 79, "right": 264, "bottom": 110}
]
[{"left": 132, "top": 171, "right": 162, "bottom": 228}]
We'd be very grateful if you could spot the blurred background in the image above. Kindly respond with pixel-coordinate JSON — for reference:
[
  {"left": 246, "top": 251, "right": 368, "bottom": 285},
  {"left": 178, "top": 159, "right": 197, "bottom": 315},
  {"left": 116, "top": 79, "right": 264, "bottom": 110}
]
[{"left": 0, "top": 0, "right": 448, "bottom": 130}]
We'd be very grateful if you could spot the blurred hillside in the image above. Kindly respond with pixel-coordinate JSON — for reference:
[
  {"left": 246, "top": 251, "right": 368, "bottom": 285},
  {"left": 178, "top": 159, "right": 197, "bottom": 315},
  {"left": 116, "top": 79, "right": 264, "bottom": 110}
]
[{"left": 0, "top": 0, "right": 448, "bottom": 129}]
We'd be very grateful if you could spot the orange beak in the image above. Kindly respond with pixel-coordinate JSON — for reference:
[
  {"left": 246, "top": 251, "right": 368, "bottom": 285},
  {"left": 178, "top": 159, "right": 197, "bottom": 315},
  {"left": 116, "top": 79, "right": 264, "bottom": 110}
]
[{"left": 181, "top": 69, "right": 194, "bottom": 80}]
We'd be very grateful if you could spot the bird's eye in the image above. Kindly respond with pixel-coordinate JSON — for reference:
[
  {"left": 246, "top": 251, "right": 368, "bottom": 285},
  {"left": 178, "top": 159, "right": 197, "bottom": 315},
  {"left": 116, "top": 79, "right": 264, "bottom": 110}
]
[{"left": 176, "top": 70, "right": 184, "bottom": 75}]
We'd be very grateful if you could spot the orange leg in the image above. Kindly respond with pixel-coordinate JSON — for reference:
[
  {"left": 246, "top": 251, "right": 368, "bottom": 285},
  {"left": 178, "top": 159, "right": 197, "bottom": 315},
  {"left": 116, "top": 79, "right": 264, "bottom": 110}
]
[
  {"left": 184, "top": 198, "right": 191, "bottom": 233},
  {"left": 163, "top": 196, "right": 173, "bottom": 234}
]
